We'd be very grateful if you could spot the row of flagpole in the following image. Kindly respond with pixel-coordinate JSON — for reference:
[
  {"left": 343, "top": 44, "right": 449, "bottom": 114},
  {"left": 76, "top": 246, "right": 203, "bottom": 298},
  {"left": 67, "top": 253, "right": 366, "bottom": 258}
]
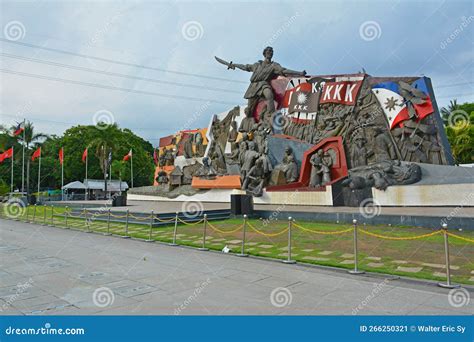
[{"left": 1, "top": 122, "right": 135, "bottom": 199}]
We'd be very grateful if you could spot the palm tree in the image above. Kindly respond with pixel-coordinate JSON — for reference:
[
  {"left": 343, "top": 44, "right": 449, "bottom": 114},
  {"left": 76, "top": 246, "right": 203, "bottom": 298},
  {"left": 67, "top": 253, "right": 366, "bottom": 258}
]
[
  {"left": 11, "top": 121, "right": 48, "bottom": 194},
  {"left": 89, "top": 124, "right": 118, "bottom": 198},
  {"left": 440, "top": 99, "right": 459, "bottom": 126}
]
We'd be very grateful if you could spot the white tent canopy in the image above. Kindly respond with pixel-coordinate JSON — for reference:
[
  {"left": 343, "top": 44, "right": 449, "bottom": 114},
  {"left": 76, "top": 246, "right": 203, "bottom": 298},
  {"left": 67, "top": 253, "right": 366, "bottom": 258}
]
[{"left": 62, "top": 181, "right": 86, "bottom": 190}]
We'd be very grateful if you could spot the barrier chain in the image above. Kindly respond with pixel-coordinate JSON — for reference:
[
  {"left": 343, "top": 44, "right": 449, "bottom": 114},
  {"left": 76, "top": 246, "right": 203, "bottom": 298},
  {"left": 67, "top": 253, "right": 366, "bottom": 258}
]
[
  {"left": 349, "top": 219, "right": 364, "bottom": 275},
  {"left": 123, "top": 209, "right": 130, "bottom": 238},
  {"left": 147, "top": 210, "right": 154, "bottom": 242},
  {"left": 198, "top": 214, "right": 209, "bottom": 251},
  {"left": 42, "top": 205, "right": 47, "bottom": 225},
  {"left": 237, "top": 215, "right": 248, "bottom": 257},
  {"left": 283, "top": 217, "right": 296, "bottom": 264},
  {"left": 106, "top": 209, "right": 111, "bottom": 235},
  {"left": 170, "top": 212, "right": 179, "bottom": 246},
  {"left": 438, "top": 223, "right": 460, "bottom": 289},
  {"left": 32, "top": 204, "right": 37, "bottom": 223}
]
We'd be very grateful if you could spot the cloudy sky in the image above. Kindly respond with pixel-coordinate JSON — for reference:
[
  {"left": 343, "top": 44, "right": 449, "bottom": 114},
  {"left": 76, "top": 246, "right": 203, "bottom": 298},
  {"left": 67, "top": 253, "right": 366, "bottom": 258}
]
[{"left": 0, "top": 0, "right": 472, "bottom": 145}]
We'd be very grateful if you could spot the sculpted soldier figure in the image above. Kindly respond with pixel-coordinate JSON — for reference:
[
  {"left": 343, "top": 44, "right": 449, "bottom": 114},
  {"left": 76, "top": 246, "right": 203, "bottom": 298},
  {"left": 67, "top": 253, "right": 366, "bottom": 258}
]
[{"left": 215, "top": 47, "right": 306, "bottom": 120}]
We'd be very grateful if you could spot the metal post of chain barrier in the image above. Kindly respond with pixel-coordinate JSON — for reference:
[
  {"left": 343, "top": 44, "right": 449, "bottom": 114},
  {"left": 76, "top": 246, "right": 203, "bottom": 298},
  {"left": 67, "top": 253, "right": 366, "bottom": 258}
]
[
  {"left": 42, "top": 205, "right": 47, "bottom": 225},
  {"left": 146, "top": 210, "right": 154, "bottom": 242},
  {"left": 198, "top": 214, "right": 209, "bottom": 251},
  {"left": 438, "top": 223, "right": 460, "bottom": 289},
  {"left": 169, "top": 212, "right": 179, "bottom": 246},
  {"left": 25, "top": 204, "right": 30, "bottom": 222},
  {"left": 65, "top": 206, "right": 69, "bottom": 228},
  {"left": 50, "top": 205, "right": 54, "bottom": 226},
  {"left": 84, "top": 209, "right": 91, "bottom": 232},
  {"left": 123, "top": 209, "right": 130, "bottom": 238},
  {"left": 237, "top": 214, "right": 248, "bottom": 257},
  {"left": 32, "top": 204, "right": 37, "bottom": 223},
  {"left": 105, "top": 209, "right": 111, "bottom": 235},
  {"left": 348, "top": 219, "right": 364, "bottom": 274},
  {"left": 283, "top": 217, "right": 296, "bottom": 264}
]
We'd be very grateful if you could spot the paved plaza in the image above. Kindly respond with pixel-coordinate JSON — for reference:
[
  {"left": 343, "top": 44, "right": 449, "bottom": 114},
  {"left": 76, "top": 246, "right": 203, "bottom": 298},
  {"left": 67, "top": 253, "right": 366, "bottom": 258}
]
[{"left": 0, "top": 219, "right": 472, "bottom": 315}]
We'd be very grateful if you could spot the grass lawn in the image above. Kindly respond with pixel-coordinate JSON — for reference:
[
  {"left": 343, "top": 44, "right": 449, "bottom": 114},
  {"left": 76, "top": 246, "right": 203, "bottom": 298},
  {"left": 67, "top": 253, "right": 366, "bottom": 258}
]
[{"left": 1, "top": 204, "right": 473, "bottom": 285}]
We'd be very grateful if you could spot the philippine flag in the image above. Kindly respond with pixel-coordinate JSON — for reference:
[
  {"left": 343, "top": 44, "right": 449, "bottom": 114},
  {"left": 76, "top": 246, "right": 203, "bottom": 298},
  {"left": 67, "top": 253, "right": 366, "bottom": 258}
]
[{"left": 371, "top": 78, "right": 434, "bottom": 129}]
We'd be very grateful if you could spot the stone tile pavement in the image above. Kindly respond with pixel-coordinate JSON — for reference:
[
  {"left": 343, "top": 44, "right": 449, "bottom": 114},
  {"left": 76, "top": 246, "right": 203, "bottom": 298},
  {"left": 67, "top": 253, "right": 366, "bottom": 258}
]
[{"left": 0, "top": 219, "right": 472, "bottom": 315}]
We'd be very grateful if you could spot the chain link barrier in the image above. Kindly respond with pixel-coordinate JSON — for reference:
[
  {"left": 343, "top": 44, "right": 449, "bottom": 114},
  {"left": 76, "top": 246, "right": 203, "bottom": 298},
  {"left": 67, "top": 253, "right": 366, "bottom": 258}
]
[{"left": 358, "top": 228, "right": 443, "bottom": 240}]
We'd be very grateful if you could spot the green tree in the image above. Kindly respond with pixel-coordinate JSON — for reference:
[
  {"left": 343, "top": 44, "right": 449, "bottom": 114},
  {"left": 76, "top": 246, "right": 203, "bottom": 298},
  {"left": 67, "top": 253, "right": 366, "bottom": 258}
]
[{"left": 442, "top": 101, "right": 474, "bottom": 164}]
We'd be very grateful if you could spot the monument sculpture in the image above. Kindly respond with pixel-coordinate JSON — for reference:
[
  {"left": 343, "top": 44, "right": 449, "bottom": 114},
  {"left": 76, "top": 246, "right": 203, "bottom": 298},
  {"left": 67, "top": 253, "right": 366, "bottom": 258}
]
[{"left": 146, "top": 47, "right": 468, "bottom": 208}]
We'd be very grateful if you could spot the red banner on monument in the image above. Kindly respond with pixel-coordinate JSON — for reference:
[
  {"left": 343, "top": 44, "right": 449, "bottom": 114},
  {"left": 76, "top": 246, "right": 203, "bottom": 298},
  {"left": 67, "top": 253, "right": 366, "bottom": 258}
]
[{"left": 319, "top": 81, "right": 362, "bottom": 105}]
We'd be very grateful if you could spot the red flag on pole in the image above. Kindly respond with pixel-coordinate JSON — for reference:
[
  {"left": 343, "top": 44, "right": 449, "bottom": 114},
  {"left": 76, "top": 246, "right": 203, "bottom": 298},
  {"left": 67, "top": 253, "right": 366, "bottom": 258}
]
[
  {"left": 82, "top": 148, "right": 88, "bottom": 163},
  {"left": 0, "top": 147, "right": 14, "bottom": 163},
  {"left": 59, "top": 147, "right": 64, "bottom": 165},
  {"left": 153, "top": 149, "right": 158, "bottom": 166},
  {"left": 13, "top": 123, "right": 24, "bottom": 136},
  {"left": 123, "top": 149, "right": 132, "bottom": 161},
  {"left": 31, "top": 147, "right": 41, "bottom": 161}
]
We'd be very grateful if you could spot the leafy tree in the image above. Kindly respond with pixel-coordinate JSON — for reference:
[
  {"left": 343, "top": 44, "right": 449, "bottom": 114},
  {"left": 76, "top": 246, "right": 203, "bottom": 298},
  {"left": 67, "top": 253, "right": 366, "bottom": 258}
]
[{"left": 441, "top": 101, "right": 474, "bottom": 164}]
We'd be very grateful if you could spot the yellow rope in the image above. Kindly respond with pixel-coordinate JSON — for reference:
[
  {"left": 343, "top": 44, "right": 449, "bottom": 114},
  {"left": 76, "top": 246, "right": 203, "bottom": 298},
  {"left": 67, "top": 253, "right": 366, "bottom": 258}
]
[
  {"left": 109, "top": 213, "right": 128, "bottom": 219},
  {"left": 247, "top": 222, "right": 288, "bottom": 237},
  {"left": 177, "top": 217, "right": 205, "bottom": 225},
  {"left": 293, "top": 223, "right": 353, "bottom": 235},
  {"left": 447, "top": 232, "right": 474, "bottom": 243},
  {"left": 129, "top": 213, "right": 152, "bottom": 221},
  {"left": 155, "top": 216, "right": 176, "bottom": 223},
  {"left": 359, "top": 229, "right": 442, "bottom": 240},
  {"left": 207, "top": 222, "right": 243, "bottom": 234}
]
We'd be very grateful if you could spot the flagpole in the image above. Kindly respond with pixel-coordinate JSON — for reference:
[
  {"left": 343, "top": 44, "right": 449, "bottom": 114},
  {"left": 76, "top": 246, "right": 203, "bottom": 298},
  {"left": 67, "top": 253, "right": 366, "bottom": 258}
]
[
  {"left": 37, "top": 149, "right": 41, "bottom": 201},
  {"left": 131, "top": 149, "right": 133, "bottom": 188},
  {"left": 11, "top": 146, "right": 14, "bottom": 193},
  {"left": 61, "top": 148, "right": 64, "bottom": 201},
  {"left": 21, "top": 119, "right": 25, "bottom": 193},
  {"left": 85, "top": 149, "right": 88, "bottom": 200}
]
